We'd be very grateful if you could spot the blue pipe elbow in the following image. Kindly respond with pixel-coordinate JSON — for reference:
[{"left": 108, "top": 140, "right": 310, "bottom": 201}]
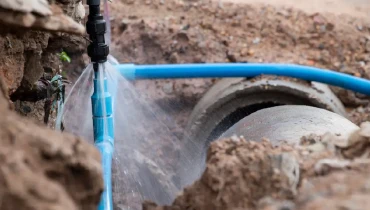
[
  {"left": 116, "top": 63, "right": 370, "bottom": 96},
  {"left": 116, "top": 64, "right": 136, "bottom": 80}
]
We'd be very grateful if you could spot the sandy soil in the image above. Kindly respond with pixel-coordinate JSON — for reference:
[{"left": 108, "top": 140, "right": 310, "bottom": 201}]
[{"left": 221, "top": 0, "right": 369, "bottom": 18}]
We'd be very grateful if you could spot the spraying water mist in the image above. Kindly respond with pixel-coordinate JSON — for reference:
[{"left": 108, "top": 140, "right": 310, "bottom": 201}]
[
  {"left": 59, "top": 58, "right": 204, "bottom": 209},
  {"left": 57, "top": 0, "right": 206, "bottom": 208}
]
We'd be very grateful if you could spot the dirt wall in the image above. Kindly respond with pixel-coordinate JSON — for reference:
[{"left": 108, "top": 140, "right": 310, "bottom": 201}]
[
  {"left": 0, "top": 2, "right": 103, "bottom": 210},
  {"left": 0, "top": 0, "right": 86, "bottom": 125},
  {"left": 0, "top": 73, "right": 103, "bottom": 210}
]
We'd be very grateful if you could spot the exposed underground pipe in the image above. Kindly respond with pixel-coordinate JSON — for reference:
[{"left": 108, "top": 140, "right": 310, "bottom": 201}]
[
  {"left": 116, "top": 63, "right": 370, "bottom": 96},
  {"left": 221, "top": 105, "right": 359, "bottom": 144},
  {"left": 185, "top": 77, "right": 348, "bottom": 146},
  {"left": 178, "top": 105, "right": 360, "bottom": 188}
]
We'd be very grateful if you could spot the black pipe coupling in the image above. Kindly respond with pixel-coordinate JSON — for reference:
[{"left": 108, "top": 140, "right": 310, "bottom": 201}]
[{"left": 86, "top": 0, "right": 109, "bottom": 66}]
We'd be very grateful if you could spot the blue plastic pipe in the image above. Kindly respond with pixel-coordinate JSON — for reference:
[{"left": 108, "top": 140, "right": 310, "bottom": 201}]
[
  {"left": 88, "top": 62, "right": 370, "bottom": 210},
  {"left": 116, "top": 63, "right": 370, "bottom": 95},
  {"left": 91, "top": 70, "right": 114, "bottom": 210}
]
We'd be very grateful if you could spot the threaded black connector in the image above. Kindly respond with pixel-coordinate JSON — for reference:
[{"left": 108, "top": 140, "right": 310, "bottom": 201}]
[{"left": 86, "top": 0, "right": 109, "bottom": 69}]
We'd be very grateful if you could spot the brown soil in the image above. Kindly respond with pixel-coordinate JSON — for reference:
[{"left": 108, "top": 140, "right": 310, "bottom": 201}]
[
  {"left": 222, "top": 0, "right": 370, "bottom": 18},
  {"left": 0, "top": 1, "right": 103, "bottom": 210},
  {"left": 0, "top": 0, "right": 86, "bottom": 126},
  {"left": 144, "top": 123, "right": 370, "bottom": 210},
  {"left": 0, "top": 77, "right": 103, "bottom": 210}
]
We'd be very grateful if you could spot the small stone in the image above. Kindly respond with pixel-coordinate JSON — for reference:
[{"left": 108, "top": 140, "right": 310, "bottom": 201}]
[
  {"left": 22, "top": 105, "right": 32, "bottom": 114},
  {"left": 334, "top": 62, "right": 341, "bottom": 68},
  {"left": 169, "top": 52, "right": 179, "bottom": 64},
  {"left": 261, "top": 28, "right": 269, "bottom": 37},
  {"left": 307, "top": 60, "right": 315, "bottom": 65},
  {"left": 277, "top": 40, "right": 288, "bottom": 48},
  {"left": 226, "top": 51, "right": 237, "bottom": 62},
  {"left": 312, "top": 14, "right": 326, "bottom": 25},
  {"left": 318, "top": 43, "right": 325, "bottom": 50},
  {"left": 75, "top": 2, "right": 85, "bottom": 21},
  {"left": 361, "top": 179, "right": 370, "bottom": 192},
  {"left": 301, "top": 150, "right": 310, "bottom": 156},
  {"left": 193, "top": 54, "right": 205, "bottom": 63},
  {"left": 365, "top": 41, "right": 370, "bottom": 53},
  {"left": 357, "top": 24, "right": 363, "bottom": 31},
  {"left": 247, "top": 49, "right": 254, "bottom": 56},
  {"left": 230, "top": 135, "right": 240, "bottom": 142},
  {"left": 277, "top": 9, "right": 291, "bottom": 17},
  {"left": 306, "top": 143, "right": 326, "bottom": 153},
  {"left": 326, "top": 22, "right": 335, "bottom": 31},
  {"left": 253, "top": 37, "right": 261, "bottom": 44},
  {"left": 314, "top": 159, "right": 351, "bottom": 175},
  {"left": 181, "top": 24, "right": 190, "bottom": 30},
  {"left": 319, "top": 25, "right": 326, "bottom": 33},
  {"left": 120, "top": 19, "right": 128, "bottom": 32},
  {"left": 270, "top": 153, "right": 300, "bottom": 192},
  {"left": 162, "top": 82, "right": 174, "bottom": 94},
  {"left": 240, "top": 48, "right": 248, "bottom": 56}
]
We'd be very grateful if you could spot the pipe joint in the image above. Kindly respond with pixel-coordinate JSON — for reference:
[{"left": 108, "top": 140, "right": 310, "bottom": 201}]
[
  {"left": 94, "top": 134, "right": 114, "bottom": 152},
  {"left": 86, "top": 2, "right": 109, "bottom": 65},
  {"left": 87, "top": 0, "right": 101, "bottom": 6}
]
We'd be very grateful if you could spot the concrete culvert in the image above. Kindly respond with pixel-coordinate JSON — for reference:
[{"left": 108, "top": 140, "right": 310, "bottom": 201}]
[
  {"left": 186, "top": 76, "right": 347, "bottom": 145},
  {"left": 179, "top": 105, "right": 358, "bottom": 188},
  {"left": 179, "top": 77, "right": 354, "bottom": 188},
  {"left": 220, "top": 105, "right": 359, "bottom": 144}
]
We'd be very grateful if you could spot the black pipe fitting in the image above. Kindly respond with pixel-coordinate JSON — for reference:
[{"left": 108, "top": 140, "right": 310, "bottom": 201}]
[{"left": 87, "top": 0, "right": 109, "bottom": 71}]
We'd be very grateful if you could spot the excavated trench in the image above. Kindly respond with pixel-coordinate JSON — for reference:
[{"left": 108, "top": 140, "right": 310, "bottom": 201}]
[{"left": 1, "top": 0, "right": 370, "bottom": 210}]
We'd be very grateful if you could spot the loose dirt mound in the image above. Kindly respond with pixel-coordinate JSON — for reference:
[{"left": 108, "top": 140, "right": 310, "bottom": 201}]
[
  {"left": 144, "top": 123, "right": 370, "bottom": 210},
  {"left": 0, "top": 79, "right": 103, "bottom": 210}
]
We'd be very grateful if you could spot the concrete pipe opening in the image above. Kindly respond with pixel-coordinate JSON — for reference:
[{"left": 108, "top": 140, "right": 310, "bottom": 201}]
[
  {"left": 179, "top": 104, "right": 358, "bottom": 189},
  {"left": 178, "top": 76, "right": 354, "bottom": 188},
  {"left": 186, "top": 76, "right": 348, "bottom": 146}
]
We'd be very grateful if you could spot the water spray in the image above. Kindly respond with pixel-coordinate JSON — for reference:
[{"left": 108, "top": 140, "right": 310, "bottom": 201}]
[
  {"left": 59, "top": 1, "right": 370, "bottom": 210},
  {"left": 86, "top": 1, "right": 113, "bottom": 209}
]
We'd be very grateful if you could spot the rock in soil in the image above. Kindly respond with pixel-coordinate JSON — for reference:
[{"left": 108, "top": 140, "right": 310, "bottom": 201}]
[
  {"left": 0, "top": 79, "right": 103, "bottom": 210},
  {"left": 144, "top": 122, "right": 370, "bottom": 210},
  {"left": 0, "top": 0, "right": 84, "bottom": 34}
]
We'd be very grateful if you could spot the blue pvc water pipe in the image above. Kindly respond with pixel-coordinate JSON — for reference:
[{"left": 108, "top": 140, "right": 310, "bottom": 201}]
[
  {"left": 91, "top": 70, "right": 114, "bottom": 210},
  {"left": 87, "top": 62, "right": 370, "bottom": 210},
  {"left": 116, "top": 63, "right": 370, "bottom": 95}
]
